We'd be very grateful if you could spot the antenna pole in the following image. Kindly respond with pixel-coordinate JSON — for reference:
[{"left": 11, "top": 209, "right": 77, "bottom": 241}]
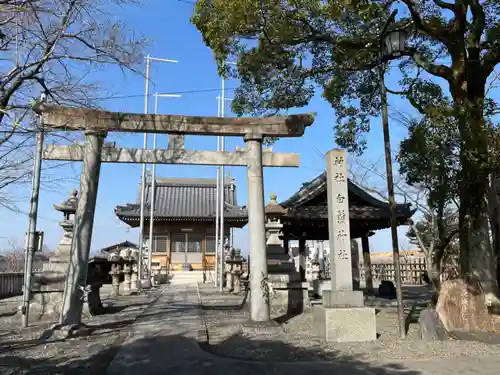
[{"left": 139, "top": 55, "right": 178, "bottom": 290}]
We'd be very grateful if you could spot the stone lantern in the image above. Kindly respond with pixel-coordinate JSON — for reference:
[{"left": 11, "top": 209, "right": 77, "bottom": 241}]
[
  {"left": 264, "top": 193, "right": 294, "bottom": 272},
  {"left": 44, "top": 189, "right": 78, "bottom": 271},
  {"left": 264, "top": 193, "right": 308, "bottom": 313},
  {"left": 225, "top": 247, "right": 244, "bottom": 294},
  {"left": 30, "top": 190, "right": 79, "bottom": 317}
]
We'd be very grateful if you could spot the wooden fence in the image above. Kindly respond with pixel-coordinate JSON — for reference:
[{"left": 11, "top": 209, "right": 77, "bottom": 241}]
[
  {"left": 360, "top": 258, "right": 427, "bottom": 285},
  {"left": 0, "top": 272, "right": 24, "bottom": 298},
  {"left": 0, "top": 258, "right": 430, "bottom": 298}
]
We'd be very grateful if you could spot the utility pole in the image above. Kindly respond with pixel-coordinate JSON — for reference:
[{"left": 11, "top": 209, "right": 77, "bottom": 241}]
[
  {"left": 218, "top": 85, "right": 235, "bottom": 291},
  {"left": 219, "top": 75, "right": 226, "bottom": 292},
  {"left": 21, "top": 96, "right": 45, "bottom": 328},
  {"left": 214, "top": 96, "right": 221, "bottom": 287},
  {"left": 377, "top": 10, "right": 406, "bottom": 339},
  {"left": 139, "top": 55, "right": 178, "bottom": 289},
  {"left": 215, "top": 61, "right": 235, "bottom": 289},
  {"left": 148, "top": 92, "right": 181, "bottom": 285}
]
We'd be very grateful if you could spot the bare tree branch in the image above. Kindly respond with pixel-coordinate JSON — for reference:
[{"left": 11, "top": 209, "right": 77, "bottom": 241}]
[{"left": 0, "top": 0, "right": 148, "bottom": 210}]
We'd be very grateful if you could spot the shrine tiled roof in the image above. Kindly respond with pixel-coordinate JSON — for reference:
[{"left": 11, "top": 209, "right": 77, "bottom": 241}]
[
  {"left": 280, "top": 172, "right": 415, "bottom": 221},
  {"left": 99, "top": 241, "right": 138, "bottom": 254},
  {"left": 115, "top": 177, "right": 248, "bottom": 226},
  {"left": 283, "top": 205, "right": 413, "bottom": 221}
]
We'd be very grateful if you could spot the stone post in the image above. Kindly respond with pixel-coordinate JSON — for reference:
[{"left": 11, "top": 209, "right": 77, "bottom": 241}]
[
  {"left": 325, "top": 149, "right": 361, "bottom": 301},
  {"left": 313, "top": 149, "right": 376, "bottom": 342},
  {"left": 60, "top": 130, "right": 106, "bottom": 326},
  {"left": 110, "top": 264, "right": 121, "bottom": 297},
  {"left": 245, "top": 134, "right": 270, "bottom": 322}
]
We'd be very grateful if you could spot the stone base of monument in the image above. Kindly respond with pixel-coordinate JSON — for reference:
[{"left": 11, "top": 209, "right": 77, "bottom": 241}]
[
  {"left": 153, "top": 271, "right": 169, "bottom": 285},
  {"left": 22, "top": 272, "right": 67, "bottom": 320},
  {"left": 322, "top": 290, "right": 365, "bottom": 308},
  {"left": 267, "top": 272, "right": 308, "bottom": 314},
  {"left": 313, "top": 305, "right": 377, "bottom": 342},
  {"left": 140, "top": 278, "right": 152, "bottom": 289},
  {"left": 21, "top": 272, "right": 105, "bottom": 320},
  {"left": 270, "top": 281, "right": 309, "bottom": 314},
  {"left": 313, "top": 290, "right": 376, "bottom": 342},
  {"left": 23, "top": 290, "right": 104, "bottom": 320}
]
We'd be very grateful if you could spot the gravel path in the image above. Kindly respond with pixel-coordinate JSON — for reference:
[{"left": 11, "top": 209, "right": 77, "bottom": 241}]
[
  {"left": 198, "top": 284, "right": 500, "bottom": 366},
  {"left": 0, "top": 286, "right": 164, "bottom": 375}
]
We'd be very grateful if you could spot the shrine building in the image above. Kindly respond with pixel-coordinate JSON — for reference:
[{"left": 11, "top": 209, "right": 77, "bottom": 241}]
[
  {"left": 114, "top": 172, "right": 415, "bottom": 273},
  {"left": 114, "top": 177, "right": 248, "bottom": 272},
  {"left": 279, "top": 172, "right": 415, "bottom": 255}
]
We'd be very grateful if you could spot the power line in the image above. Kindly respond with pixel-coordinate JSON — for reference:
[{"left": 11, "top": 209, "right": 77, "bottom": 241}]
[{"left": 92, "top": 87, "right": 236, "bottom": 101}]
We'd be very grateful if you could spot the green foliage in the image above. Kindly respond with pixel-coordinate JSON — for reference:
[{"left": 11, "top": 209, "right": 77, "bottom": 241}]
[
  {"left": 192, "top": 0, "right": 499, "bottom": 151},
  {"left": 397, "top": 113, "right": 460, "bottom": 207}
]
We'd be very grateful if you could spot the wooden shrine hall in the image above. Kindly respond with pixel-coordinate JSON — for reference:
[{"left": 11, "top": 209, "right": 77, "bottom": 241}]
[
  {"left": 115, "top": 177, "right": 248, "bottom": 272},
  {"left": 279, "top": 171, "right": 416, "bottom": 242},
  {"left": 114, "top": 171, "right": 415, "bottom": 272}
]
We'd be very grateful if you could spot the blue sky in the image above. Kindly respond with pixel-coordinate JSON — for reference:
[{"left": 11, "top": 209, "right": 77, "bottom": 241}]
[{"left": 0, "top": 0, "right": 456, "bottom": 255}]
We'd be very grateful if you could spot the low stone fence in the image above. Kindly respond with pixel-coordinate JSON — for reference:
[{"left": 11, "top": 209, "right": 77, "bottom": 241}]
[{"left": 0, "top": 272, "right": 24, "bottom": 298}]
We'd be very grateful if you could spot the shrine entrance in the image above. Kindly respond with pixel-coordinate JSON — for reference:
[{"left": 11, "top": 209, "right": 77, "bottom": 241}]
[
  {"left": 170, "top": 232, "right": 203, "bottom": 269},
  {"left": 35, "top": 103, "right": 314, "bottom": 323}
]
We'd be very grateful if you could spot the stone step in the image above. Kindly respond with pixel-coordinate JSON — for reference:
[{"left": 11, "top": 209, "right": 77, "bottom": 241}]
[{"left": 168, "top": 271, "right": 204, "bottom": 284}]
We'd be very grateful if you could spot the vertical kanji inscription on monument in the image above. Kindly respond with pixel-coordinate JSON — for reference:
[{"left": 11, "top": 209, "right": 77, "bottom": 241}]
[{"left": 326, "top": 149, "right": 353, "bottom": 291}]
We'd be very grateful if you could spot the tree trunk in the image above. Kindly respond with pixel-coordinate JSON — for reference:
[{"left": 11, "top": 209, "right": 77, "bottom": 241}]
[
  {"left": 426, "top": 252, "right": 440, "bottom": 298},
  {"left": 429, "top": 251, "right": 442, "bottom": 291},
  {"left": 454, "top": 75, "right": 498, "bottom": 294},
  {"left": 468, "top": 214, "right": 497, "bottom": 294},
  {"left": 488, "top": 171, "right": 500, "bottom": 294}
]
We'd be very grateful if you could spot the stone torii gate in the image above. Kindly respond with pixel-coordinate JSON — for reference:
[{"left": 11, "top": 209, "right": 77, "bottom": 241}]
[{"left": 35, "top": 104, "right": 314, "bottom": 325}]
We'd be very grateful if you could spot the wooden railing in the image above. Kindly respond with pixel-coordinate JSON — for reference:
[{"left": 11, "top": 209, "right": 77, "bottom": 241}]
[
  {"left": 0, "top": 272, "right": 24, "bottom": 298},
  {"left": 360, "top": 258, "right": 427, "bottom": 285}
]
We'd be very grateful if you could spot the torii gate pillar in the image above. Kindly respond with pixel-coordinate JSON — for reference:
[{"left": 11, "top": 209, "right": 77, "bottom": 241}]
[{"left": 245, "top": 135, "right": 269, "bottom": 321}]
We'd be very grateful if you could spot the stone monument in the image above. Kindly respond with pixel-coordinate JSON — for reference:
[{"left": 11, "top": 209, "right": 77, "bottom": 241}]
[
  {"left": 265, "top": 193, "right": 308, "bottom": 314},
  {"left": 313, "top": 149, "right": 377, "bottom": 342}
]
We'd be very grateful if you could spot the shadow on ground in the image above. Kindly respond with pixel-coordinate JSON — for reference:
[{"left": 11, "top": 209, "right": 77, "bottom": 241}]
[
  {"left": 0, "top": 331, "right": 423, "bottom": 375},
  {"left": 201, "top": 288, "right": 249, "bottom": 311}
]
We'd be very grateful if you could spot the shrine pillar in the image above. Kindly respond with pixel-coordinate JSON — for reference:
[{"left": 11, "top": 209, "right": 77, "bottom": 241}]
[
  {"left": 361, "top": 233, "right": 374, "bottom": 294},
  {"left": 283, "top": 237, "right": 289, "bottom": 255},
  {"left": 298, "top": 238, "right": 307, "bottom": 281}
]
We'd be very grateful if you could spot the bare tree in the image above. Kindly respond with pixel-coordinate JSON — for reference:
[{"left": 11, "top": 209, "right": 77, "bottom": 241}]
[
  {"left": 348, "top": 154, "right": 460, "bottom": 291},
  {"left": 0, "top": 0, "right": 148, "bottom": 209},
  {"left": 1, "top": 238, "right": 25, "bottom": 272}
]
